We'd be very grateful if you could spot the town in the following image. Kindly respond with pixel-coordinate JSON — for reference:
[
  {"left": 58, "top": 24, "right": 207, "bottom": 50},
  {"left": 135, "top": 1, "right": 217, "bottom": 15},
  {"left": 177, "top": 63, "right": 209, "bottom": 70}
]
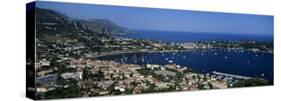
[{"left": 33, "top": 32, "right": 271, "bottom": 99}]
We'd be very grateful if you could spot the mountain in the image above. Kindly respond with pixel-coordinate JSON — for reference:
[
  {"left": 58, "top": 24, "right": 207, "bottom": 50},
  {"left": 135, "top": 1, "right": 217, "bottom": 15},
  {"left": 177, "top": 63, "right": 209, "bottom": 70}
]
[
  {"left": 77, "top": 19, "right": 131, "bottom": 35},
  {"left": 35, "top": 8, "right": 130, "bottom": 36}
]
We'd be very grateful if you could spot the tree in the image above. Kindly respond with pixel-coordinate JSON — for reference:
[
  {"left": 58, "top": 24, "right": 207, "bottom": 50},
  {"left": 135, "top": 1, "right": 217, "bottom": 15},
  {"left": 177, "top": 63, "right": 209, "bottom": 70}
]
[{"left": 232, "top": 78, "right": 269, "bottom": 87}]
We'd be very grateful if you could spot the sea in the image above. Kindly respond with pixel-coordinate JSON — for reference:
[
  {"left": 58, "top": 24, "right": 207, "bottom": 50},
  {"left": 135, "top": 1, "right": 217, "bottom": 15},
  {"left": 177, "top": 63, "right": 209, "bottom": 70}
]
[
  {"left": 125, "top": 30, "right": 273, "bottom": 42},
  {"left": 99, "top": 30, "right": 274, "bottom": 81}
]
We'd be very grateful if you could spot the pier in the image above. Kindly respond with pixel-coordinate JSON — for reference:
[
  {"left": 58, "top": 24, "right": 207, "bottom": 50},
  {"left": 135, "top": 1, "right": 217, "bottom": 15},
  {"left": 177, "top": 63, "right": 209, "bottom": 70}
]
[{"left": 212, "top": 71, "right": 252, "bottom": 80}]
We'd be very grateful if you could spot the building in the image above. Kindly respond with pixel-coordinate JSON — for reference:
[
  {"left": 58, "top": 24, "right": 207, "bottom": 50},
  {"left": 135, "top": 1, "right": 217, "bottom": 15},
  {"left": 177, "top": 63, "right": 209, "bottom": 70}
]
[
  {"left": 61, "top": 72, "right": 83, "bottom": 80},
  {"left": 36, "top": 74, "right": 58, "bottom": 85}
]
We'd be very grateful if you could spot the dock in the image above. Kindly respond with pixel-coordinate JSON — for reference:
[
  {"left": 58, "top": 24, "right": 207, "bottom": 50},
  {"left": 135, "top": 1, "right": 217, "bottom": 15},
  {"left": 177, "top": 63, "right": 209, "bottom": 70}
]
[{"left": 212, "top": 71, "right": 252, "bottom": 80}]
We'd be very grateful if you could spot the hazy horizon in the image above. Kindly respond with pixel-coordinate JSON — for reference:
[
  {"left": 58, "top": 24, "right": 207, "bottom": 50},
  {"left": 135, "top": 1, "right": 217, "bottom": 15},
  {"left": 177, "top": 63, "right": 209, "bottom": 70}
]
[{"left": 36, "top": 1, "right": 273, "bottom": 36}]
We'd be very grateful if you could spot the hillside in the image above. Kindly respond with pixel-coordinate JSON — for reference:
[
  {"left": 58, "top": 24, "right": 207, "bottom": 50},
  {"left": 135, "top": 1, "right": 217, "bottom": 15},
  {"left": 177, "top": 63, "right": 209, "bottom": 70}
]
[{"left": 35, "top": 8, "right": 130, "bottom": 36}]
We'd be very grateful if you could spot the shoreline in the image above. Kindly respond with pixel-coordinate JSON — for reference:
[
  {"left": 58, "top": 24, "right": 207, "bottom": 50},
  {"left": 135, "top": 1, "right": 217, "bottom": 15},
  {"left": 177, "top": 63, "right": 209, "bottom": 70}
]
[
  {"left": 85, "top": 48, "right": 272, "bottom": 81},
  {"left": 86, "top": 48, "right": 273, "bottom": 59}
]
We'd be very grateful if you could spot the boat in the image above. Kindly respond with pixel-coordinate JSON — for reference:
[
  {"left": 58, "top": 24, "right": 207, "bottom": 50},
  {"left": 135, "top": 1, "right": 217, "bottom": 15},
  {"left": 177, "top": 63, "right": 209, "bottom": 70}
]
[
  {"left": 168, "top": 60, "right": 174, "bottom": 63},
  {"left": 224, "top": 56, "right": 228, "bottom": 59}
]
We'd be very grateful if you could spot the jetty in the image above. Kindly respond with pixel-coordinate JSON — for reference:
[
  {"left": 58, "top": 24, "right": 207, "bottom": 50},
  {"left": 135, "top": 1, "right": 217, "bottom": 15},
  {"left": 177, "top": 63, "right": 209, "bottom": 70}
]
[{"left": 212, "top": 71, "right": 252, "bottom": 80}]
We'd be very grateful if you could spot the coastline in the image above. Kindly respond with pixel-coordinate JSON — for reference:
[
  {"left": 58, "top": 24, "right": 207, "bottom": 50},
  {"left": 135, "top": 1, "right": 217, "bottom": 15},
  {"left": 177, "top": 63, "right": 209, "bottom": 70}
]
[{"left": 87, "top": 48, "right": 273, "bottom": 59}]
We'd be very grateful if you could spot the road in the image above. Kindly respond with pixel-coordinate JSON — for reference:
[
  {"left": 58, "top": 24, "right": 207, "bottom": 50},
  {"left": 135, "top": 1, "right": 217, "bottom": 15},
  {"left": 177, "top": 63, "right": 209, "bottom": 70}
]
[{"left": 86, "top": 49, "right": 191, "bottom": 58}]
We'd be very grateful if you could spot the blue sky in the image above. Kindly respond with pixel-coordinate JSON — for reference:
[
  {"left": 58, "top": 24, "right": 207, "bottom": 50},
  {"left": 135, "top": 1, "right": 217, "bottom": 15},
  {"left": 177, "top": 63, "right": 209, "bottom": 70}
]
[{"left": 36, "top": 1, "right": 273, "bottom": 35}]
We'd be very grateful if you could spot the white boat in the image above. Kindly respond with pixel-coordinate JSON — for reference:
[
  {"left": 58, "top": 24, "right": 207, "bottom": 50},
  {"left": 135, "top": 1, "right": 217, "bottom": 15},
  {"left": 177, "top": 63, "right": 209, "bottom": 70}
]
[
  {"left": 168, "top": 60, "right": 174, "bottom": 63},
  {"left": 224, "top": 56, "right": 228, "bottom": 59},
  {"left": 214, "top": 52, "right": 218, "bottom": 55}
]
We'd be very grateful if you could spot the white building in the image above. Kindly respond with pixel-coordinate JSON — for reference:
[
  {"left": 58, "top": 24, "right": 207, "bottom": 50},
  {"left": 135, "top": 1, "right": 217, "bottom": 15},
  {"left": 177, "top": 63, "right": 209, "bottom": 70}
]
[{"left": 61, "top": 72, "right": 83, "bottom": 80}]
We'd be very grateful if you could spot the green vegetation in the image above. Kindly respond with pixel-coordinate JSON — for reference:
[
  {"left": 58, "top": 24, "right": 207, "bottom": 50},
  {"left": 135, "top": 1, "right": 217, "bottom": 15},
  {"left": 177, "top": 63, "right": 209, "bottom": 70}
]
[
  {"left": 44, "top": 80, "right": 82, "bottom": 99},
  {"left": 136, "top": 68, "right": 154, "bottom": 76},
  {"left": 198, "top": 41, "right": 273, "bottom": 52},
  {"left": 232, "top": 78, "right": 270, "bottom": 87}
]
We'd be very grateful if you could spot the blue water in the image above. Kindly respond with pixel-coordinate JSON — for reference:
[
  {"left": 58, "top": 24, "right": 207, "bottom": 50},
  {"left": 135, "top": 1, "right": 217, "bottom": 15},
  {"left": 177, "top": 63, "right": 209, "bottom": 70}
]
[
  {"left": 125, "top": 30, "right": 273, "bottom": 42},
  {"left": 106, "top": 30, "right": 273, "bottom": 81},
  {"left": 97, "top": 49, "right": 273, "bottom": 81}
]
